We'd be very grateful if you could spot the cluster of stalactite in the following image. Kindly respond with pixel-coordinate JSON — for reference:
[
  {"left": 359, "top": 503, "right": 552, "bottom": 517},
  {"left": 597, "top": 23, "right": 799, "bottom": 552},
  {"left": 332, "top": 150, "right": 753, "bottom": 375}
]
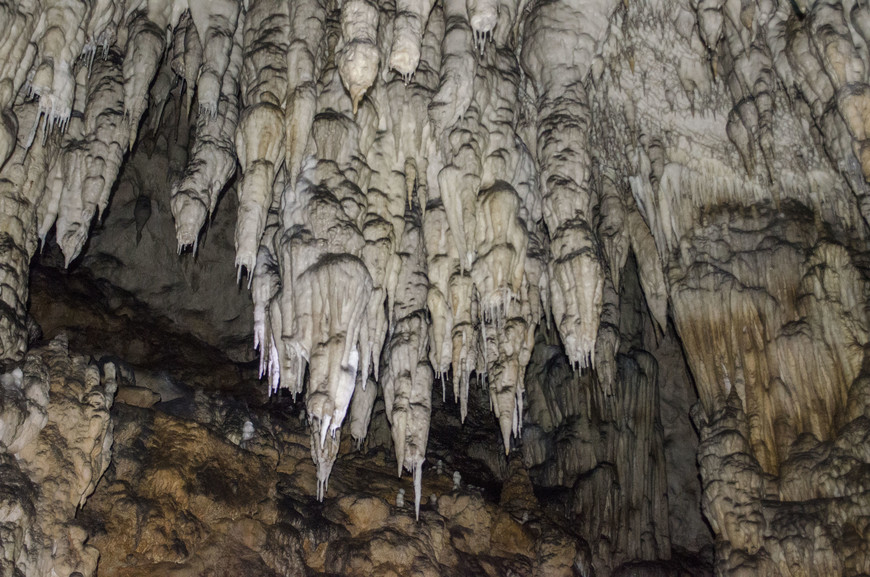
[
  {"left": 1, "top": 0, "right": 870, "bottom": 571},
  {"left": 594, "top": 0, "right": 870, "bottom": 574},
  {"left": 0, "top": 0, "right": 554, "bottom": 514},
  {"left": 521, "top": 258, "right": 673, "bottom": 574}
]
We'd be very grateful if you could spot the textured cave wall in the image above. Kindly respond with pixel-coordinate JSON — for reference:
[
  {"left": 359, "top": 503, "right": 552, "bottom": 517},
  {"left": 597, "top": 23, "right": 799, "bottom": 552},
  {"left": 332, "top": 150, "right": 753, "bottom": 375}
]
[
  {"left": 591, "top": 0, "right": 870, "bottom": 574},
  {"left": 649, "top": 315, "right": 711, "bottom": 554},
  {"left": 521, "top": 255, "right": 710, "bottom": 573},
  {"left": 0, "top": 336, "right": 116, "bottom": 577}
]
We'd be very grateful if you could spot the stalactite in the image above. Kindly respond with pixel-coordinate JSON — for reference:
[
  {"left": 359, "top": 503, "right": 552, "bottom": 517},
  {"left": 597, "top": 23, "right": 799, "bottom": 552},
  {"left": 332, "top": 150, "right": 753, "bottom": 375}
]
[
  {"left": 1, "top": 5, "right": 869, "bottom": 571},
  {"left": 381, "top": 215, "right": 432, "bottom": 519},
  {"left": 338, "top": 0, "right": 380, "bottom": 113},
  {"left": 188, "top": 0, "right": 241, "bottom": 117},
  {"left": 0, "top": 1, "right": 39, "bottom": 168},
  {"left": 28, "top": 0, "right": 90, "bottom": 137},
  {"left": 389, "top": 0, "right": 436, "bottom": 80},
  {"left": 284, "top": 0, "right": 325, "bottom": 189},
  {"left": 273, "top": 56, "right": 374, "bottom": 494},
  {"left": 0, "top": 103, "right": 49, "bottom": 361},
  {"left": 349, "top": 375, "right": 377, "bottom": 447},
  {"left": 122, "top": 8, "right": 168, "bottom": 149},
  {"left": 520, "top": 0, "right": 611, "bottom": 370},
  {"left": 169, "top": 11, "right": 202, "bottom": 116},
  {"left": 171, "top": 16, "right": 242, "bottom": 250}
]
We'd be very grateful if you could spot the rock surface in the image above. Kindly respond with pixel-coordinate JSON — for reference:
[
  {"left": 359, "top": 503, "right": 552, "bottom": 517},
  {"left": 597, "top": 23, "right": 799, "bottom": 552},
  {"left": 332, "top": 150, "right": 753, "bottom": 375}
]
[
  {"left": 0, "top": 0, "right": 869, "bottom": 574},
  {"left": 80, "top": 363, "right": 590, "bottom": 577},
  {"left": 0, "top": 336, "right": 116, "bottom": 577}
]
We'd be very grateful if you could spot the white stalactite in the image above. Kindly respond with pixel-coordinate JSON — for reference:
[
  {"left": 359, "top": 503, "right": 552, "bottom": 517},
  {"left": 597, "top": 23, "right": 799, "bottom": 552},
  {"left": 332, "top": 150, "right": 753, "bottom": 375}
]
[
  {"left": 234, "top": 102, "right": 284, "bottom": 276},
  {"left": 169, "top": 12, "right": 202, "bottom": 117},
  {"left": 382, "top": 218, "right": 432, "bottom": 520},
  {"left": 0, "top": 1, "right": 39, "bottom": 168},
  {"left": 349, "top": 375, "right": 377, "bottom": 447},
  {"left": 520, "top": 0, "right": 614, "bottom": 370},
  {"left": 171, "top": 15, "right": 243, "bottom": 250},
  {"left": 122, "top": 11, "right": 167, "bottom": 149},
  {"left": 0, "top": 103, "right": 48, "bottom": 361},
  {"left": 338, "top": 0, "right": 380, "bottom": 113},
  {"left": 389, "top": 0, "right": 436, "bottom": 79},
  {"left": 28, "top": 0, "right": 90, "bottom": 136},
  {"left": 466, "top": 0, "right": 497, "bottom": 53},
  {"left": 285, "top": 0, "right": 324, "bottom": 189},
  {"left": 188, "top": 0, "right": 241, "bottom": 117}
]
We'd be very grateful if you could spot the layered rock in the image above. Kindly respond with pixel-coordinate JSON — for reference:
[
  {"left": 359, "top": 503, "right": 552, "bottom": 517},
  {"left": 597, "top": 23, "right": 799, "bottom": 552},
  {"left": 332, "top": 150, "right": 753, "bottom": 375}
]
[{"left": 75, "top": 343, "right": 593, "bottom": 577}]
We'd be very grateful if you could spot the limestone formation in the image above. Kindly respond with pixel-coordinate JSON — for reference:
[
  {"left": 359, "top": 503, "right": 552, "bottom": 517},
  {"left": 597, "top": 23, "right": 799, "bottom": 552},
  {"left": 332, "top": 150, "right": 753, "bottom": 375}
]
[
  {"left": 0, "top": 0, "right": 869, "bottom": 574},
  {"left": 0, "top": 336, "right": 116, "bottom": 577}
]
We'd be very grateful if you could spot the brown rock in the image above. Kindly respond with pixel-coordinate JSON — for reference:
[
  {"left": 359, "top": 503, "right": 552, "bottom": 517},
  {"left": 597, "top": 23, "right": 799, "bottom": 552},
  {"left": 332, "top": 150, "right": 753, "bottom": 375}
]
[
  {"left": 115, "top": 385, "right": 161, "bottom": 408},
  {"left": 437, "top": 492, "right": 492, "bottom": 554}
]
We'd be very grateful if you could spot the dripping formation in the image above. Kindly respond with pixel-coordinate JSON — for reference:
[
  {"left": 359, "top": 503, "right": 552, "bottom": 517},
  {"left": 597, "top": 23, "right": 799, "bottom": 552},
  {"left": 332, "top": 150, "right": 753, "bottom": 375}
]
[{"left": 1, "top": 0, "right": 870, "bottom": 574}]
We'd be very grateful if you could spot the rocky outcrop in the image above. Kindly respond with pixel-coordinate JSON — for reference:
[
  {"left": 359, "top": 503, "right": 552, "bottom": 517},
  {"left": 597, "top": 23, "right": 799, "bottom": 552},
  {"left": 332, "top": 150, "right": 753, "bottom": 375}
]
[
  {"left": 0, "top": 336, "right": 116, "bottom": 577},
  {"left": 79, "top": 365, "right": 591, "bottom": 577}
]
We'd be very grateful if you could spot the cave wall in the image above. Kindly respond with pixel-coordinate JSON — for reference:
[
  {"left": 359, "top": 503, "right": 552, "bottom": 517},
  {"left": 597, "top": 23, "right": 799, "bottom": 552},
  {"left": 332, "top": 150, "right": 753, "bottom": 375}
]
[
  {"left": 590, "top": 0, "right": 870, "bottom": 573},
  {"left": 522, "top": 255, "right": 711, "bottom": 573},
  {"left": 78, "top": 110, "right": 255, "bottom": 362}
]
